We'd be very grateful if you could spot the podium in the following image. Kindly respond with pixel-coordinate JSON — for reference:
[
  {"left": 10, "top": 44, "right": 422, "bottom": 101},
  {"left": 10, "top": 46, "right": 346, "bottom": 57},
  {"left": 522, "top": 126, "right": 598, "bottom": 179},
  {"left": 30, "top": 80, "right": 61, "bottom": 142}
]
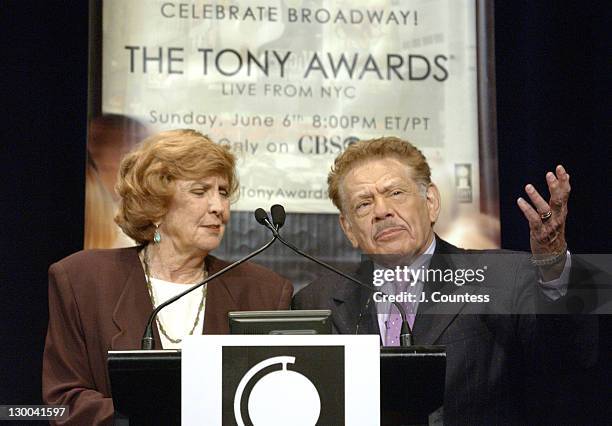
[{"left": 108, "top": 344, "right": 445, "bottom": 425}]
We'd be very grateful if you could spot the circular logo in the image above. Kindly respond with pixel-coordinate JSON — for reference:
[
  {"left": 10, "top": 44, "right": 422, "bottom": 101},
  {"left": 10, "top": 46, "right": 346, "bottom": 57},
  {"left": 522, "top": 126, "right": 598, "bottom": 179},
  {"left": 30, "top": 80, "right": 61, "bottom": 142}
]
[{"left": 234, "top": 356, "right": 321, "bottom": 426}]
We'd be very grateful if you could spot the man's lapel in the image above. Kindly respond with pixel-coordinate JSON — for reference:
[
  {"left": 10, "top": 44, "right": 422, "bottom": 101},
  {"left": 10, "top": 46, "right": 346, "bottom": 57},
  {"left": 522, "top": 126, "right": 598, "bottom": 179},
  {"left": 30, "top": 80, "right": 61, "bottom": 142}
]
[
  {"left": 330, "top": 259, "right": 379, "bottom": 335},
  {"left": 412, "top": 237, "right": 469, "bottom": 345}
]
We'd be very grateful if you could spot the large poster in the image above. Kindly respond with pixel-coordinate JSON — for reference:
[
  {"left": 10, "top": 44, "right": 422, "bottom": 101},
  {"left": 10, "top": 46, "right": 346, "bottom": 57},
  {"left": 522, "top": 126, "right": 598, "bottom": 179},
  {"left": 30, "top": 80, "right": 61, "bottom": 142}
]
[{"left": 88, "top": 0, "right": 499, "bottom": 280}]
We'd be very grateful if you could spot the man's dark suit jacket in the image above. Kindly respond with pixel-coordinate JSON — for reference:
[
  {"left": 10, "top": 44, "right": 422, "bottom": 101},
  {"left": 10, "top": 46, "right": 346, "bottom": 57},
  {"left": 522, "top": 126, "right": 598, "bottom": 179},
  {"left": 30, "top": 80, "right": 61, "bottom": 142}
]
[
  {"left": 43, "top": 246, "right": 293, "bottom": 426},
  {"left": 293, "top": 238, "right": 600, "bottom": 425}
]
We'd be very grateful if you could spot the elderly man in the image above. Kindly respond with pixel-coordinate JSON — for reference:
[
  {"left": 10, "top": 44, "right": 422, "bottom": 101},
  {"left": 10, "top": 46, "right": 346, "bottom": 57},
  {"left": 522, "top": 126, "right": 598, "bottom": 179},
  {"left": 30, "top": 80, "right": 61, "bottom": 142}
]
[{"left": 293, "top": 137, "right": 598, "bottom": 424}]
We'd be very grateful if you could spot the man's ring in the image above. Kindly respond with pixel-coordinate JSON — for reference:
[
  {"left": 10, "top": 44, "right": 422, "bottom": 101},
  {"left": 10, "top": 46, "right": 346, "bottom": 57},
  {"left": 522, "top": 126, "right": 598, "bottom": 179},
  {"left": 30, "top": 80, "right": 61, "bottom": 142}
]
[{"left": 540, "top": 210, "right": 552, "bottom": 222}]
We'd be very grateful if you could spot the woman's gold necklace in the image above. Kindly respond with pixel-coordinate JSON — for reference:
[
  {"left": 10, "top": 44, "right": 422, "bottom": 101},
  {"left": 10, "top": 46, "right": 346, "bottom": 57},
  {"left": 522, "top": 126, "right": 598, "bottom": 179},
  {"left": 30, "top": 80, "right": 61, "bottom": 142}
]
[{"left": 142, "top": 245, "right": 207, "bottom": 344}]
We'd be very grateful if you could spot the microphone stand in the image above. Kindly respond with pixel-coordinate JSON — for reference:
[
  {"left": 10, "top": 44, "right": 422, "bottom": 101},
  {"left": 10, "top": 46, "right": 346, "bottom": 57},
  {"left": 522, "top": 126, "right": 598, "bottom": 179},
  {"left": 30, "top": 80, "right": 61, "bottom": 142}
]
[{"left": 141, "top": 235, "right": 277, "bottom": 350}]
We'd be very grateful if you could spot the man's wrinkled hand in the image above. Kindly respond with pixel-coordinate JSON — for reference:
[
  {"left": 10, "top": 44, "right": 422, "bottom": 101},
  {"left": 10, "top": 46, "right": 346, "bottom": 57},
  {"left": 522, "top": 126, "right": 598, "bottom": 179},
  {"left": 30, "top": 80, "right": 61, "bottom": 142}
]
[{"left": 517, "top": 165, "right": 570, "bottom": 257}]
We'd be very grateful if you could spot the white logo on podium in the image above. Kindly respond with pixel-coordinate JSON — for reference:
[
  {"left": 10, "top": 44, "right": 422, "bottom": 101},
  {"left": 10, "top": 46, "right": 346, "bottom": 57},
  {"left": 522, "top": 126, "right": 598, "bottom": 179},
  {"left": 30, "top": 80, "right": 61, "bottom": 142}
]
[{"left": 233, "top": 356, "right": 321, "bottom": 426}]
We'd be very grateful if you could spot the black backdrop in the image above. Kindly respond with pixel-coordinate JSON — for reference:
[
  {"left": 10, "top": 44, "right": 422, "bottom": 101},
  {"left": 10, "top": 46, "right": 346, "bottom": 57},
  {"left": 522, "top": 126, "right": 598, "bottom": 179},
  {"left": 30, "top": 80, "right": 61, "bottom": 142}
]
[{"left": 2, "top": 1, "right": 610, "bottom": 423}]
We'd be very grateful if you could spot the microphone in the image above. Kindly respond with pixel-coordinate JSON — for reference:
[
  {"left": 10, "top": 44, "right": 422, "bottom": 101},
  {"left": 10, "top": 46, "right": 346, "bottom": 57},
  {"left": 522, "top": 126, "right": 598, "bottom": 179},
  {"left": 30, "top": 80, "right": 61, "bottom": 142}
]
[
  {"left": 259, "top": 204, "right": 413, "bottom": 346},
  {"left": 141, "top": 210, "right": 278, "bottom": 350},
  {"left": 270, "top": 204, "right": 286, "bottom": 229},
  {"left": 254, "top": 207, "right": 270, "bottom": 226}
]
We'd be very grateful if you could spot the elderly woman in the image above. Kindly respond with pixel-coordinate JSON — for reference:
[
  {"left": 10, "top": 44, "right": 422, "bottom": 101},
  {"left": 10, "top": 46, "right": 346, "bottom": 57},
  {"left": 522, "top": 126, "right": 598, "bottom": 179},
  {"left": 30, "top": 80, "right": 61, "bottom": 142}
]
[{"left": 43, "top": 129, "right": 293, "bottom": 425}]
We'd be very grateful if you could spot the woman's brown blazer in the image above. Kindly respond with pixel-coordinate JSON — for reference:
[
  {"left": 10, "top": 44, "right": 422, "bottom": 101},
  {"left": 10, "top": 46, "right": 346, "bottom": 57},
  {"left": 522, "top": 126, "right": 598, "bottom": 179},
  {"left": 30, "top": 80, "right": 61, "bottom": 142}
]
[{"left": 42, "top": 247, "right": 293, "bottom": 425}]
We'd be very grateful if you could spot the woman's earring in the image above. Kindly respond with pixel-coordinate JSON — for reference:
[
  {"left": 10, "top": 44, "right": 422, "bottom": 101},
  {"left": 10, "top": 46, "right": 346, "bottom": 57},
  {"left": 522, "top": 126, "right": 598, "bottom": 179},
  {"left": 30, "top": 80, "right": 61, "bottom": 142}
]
[{"left": 153, "top": 224, "right": 162, "bottom": 244}]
